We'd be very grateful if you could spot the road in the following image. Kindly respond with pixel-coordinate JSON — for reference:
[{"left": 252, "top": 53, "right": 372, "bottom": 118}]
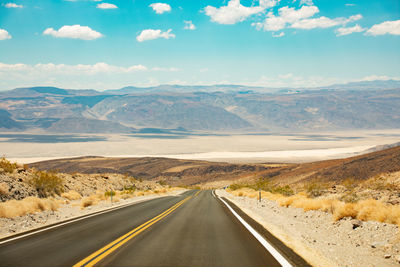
[{"left": 0, "top": 190, "right": 309, "bottom": 267}]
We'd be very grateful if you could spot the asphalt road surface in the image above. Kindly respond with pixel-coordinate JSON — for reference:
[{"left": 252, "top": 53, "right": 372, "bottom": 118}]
[{"left": 0, "top": 190, "right": 309, "bottom": 267}]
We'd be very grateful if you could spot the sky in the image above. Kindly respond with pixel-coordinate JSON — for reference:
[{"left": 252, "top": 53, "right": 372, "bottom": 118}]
[{"left": 0, "top": 0, "right": 399, "bottom": 90}]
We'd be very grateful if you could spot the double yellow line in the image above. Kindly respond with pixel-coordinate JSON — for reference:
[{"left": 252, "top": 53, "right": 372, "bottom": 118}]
[{"left": 73, "top": 196, "right": 192, "bottom": 267}]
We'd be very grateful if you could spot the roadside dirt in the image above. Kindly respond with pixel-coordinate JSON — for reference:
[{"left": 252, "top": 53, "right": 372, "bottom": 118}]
[{"left": 217, "top": 189, "right": 400, "bottom": 267}]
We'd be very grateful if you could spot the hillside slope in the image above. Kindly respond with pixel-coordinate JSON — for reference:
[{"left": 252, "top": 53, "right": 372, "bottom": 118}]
[
  {"left": 30, "top": 145, "right": 400, "bottom": 186},
  {"left": 29, "top": 157, "right": 270, "bottom": 186}
]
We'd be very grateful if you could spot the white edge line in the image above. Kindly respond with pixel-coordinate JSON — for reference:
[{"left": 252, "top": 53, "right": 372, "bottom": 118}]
[
  {"left": 0, "top": 196, "right": 169, "bottom": 245},
  {"left": 211, "top": 190, "right": 216, "bottom": 198},
  {"left": 217, "top": 194, "right": 293, "bottom": 267}
]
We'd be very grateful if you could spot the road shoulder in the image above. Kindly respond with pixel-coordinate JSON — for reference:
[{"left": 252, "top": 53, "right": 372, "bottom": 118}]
[{"left": 216, "top": 189, "right": 400, "bottom": 267}]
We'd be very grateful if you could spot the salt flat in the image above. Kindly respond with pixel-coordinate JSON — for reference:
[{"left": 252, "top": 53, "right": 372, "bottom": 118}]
[{"left": 3, "top": 129, "right": 400, "bottom": 164}]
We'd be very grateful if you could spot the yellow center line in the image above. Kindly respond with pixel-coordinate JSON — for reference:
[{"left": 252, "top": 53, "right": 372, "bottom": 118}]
[
  {"left": 73, "top": 196, "right": 192, "bottom": 267},
  {"left": 194, "top": 190, "right": 201, "bottom": 197}
]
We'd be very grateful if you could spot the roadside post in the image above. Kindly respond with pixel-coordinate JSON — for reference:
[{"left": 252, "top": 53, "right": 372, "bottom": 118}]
[{"left": 259, "top": 189, "right": 261, "bottom": 202}]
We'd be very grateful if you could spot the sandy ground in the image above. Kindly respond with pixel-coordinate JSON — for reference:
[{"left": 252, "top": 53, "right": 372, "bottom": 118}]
[
  {"left": 3, "top": 129, "right": 400, "bottom": 164},
  {"left": 0, "top": 189, "right": 187, "bottom": 239},
  {"left": 216, "top": 189, "right": 400, "bottom": 267}
]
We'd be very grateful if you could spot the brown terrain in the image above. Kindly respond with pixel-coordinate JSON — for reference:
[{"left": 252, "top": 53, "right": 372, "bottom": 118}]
[
  {"left": 30, "top": 145, "right": 400, "bottom": 187},
  {"left": 29, "top": 157, "right": 270, "bottom": 186}
]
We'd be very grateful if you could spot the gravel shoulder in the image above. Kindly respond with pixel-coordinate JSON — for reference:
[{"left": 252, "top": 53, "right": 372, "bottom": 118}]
[
  {"left": 216, "top": 189, "right": 400, "bottom": 267},
  {"left": 0, "top": 189, "right": 187, "bottom": 239}
]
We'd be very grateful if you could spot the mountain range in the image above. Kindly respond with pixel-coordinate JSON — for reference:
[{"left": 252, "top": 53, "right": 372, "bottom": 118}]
[{"left": 0, "top": 80, "right": 399, "bottom": 133}]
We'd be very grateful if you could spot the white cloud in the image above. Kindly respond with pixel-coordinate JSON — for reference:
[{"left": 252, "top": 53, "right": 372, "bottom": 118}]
[
  {"left": 5, "top": 3, "right": 23, "bottom": 8},
  {"left": 152, "top": 67, "right": 180, "bottom": 72},
  {"left": 0, "top": 62, "right": 148, "bottom": 75},
  {"left": 253, "top": 4, "right": 362, "bottom": 32},
  {"left": 365, "top": 20, "right": 400, "bottom": 36},
  {"left": 345, "top": 3, "right": 356, "bottom": 6},
  {"left": 291, "top": 14, "right": 362, "bottom": 29},
  {"left": 204, "top": 0, "right": 278, "bottom": 25},
  {"left": 272, "top": 32, "right": 284, "bottom": 37},
  {"left": 43, "top": 25, "right": 103, "bottom": 40},
  {"left": 0, "top": 29, "right": 12, "bottom": 40},
  {"left": 184, "top": 21, "right": 196, "bottom": 30},
  {"left": 336, "top": 24, "right": 365, "bottom": 36},
  {"left": 97, "top": 3, "right": 118, "bottom": 9},
  {"left": 136, "top": 29, "right": 175, "bottom": 42},
  {"left": 149, "top": 3, "right": 171, "bottom": 14},
  {"left": 361, "top": 75, "right": 400, "bottom": 81},
  {"left": 259, "top": 0, "right": 279, "bottom": 8},
  {"left": 253, "top": 5, "right": 319, "bottom": 31}
]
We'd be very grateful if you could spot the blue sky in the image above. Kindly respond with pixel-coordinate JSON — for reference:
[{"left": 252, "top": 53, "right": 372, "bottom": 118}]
[{"left": 0, "top": 0, "right": 399, "bottom": 90}]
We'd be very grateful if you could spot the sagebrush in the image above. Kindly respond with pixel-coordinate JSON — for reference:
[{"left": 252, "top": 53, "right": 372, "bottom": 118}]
[{"left": 29, "top": 171, "right": 64, "bottom": 197}]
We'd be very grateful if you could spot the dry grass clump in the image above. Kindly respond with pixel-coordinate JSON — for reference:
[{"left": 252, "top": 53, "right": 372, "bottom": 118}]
[
  {"left": 80, "top": 196, "right": 99, "bottom": 208},
  {"left": 0, "top": 157, "right": 18, "bottom": 173},
  {"left": 61, "top": 190, "right": 82, "bottom": 200},
  {"left": 29, "top": 171, "right": 64, "bottom": 197},
  {"left": 0, "top": 182, "right": 9, "bottom": 195},
  {"left": 228, "top": 187, "right": 400, "bottom": 226},
  {"left": 0, "top": 197, "right": 59, "bottom": 218},
  {"left": 153, "top": 188, "right": 167, "bottom": 194}
]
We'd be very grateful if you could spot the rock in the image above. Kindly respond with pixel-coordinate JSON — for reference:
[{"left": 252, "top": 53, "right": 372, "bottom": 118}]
[
  {"left": 371, "top": 241, "right": 386, "bottom": 248},
  {"left": 384, "top": 254, "right": 391, "bottom": 259},
  {"left": 388, "top": 199, "right": 400, "bottom": 205},
  {"left": 17, "top": 168, "right": 25, "bottom": 173},
  {"left": 351, "top": 219, "right": 363, "bottom": 229}
]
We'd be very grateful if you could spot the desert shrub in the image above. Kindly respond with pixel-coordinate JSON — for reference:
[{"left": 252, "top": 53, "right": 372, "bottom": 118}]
[
  {"left": 271, "top": 185, "right": 294, "bottom": 196},
  {"left": 61, "top": 190, "right": 82, "bottom": 200},
  {"left": 104, "top": 190, "right": 116, "bottom": 199},
  {"left": 157, "top": 180, "right": 167, "bottom": 186},
  {"left": 305, "top": 182, "right": 326, "bottom": 198},
  {"left": 342, "top": 178, "right": 358, "bottom": 191},
  {"left": 30, "top": 171, "right": 64, "bottom": 197},
  {"left": 0, "top": 157, "right": 18, "bottom": 173},
  {"left": 234, "top": 188, "right": 400, "bottom": 226},
  {"left": 124, "top": 185, "right": 136, "bottom": 190},
  {"left": 340, "top": 191, "right": 360, "bottom": 203},
  {"left": 253, "top": 179, "right": 273, "bottom": 191},
  {"left": 0, "top": 197, "right": 59, "bottom": 218},
  {"left": 229, "top": 183, "right": 244, "bottom": 191},
  {"left": 121, "top": 189, "right": 135, "bottom": 195}
]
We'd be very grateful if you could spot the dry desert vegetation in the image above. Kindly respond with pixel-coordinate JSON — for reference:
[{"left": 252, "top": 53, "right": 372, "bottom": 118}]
[
  {"left": 0, "top": 157, "right": 183, "bottom": 237},
  {"left": 220, "top": 146, "right": 400, "bottom": 266}
]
